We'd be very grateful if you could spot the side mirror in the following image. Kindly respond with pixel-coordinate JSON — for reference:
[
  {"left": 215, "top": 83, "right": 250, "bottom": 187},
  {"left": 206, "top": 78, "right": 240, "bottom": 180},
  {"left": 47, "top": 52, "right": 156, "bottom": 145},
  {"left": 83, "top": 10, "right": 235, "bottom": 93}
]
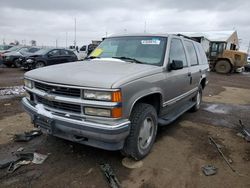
[{"left": 170, "top": 60, "right": 183, "bottom": 70}]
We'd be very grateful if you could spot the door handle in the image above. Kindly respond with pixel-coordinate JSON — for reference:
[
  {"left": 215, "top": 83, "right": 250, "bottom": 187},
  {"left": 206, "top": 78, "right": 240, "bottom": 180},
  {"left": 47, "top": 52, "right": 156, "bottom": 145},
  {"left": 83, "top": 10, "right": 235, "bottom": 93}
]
[{"left": 188, "top": 72, "right": 191, "bottom": 76}]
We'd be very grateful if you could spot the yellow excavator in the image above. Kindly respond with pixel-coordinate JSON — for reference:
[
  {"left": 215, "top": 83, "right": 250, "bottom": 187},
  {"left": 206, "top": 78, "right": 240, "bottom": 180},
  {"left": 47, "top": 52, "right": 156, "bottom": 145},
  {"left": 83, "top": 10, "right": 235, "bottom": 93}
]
[{"left": 208, "top": 42, "right": 247, "bottom": 74}]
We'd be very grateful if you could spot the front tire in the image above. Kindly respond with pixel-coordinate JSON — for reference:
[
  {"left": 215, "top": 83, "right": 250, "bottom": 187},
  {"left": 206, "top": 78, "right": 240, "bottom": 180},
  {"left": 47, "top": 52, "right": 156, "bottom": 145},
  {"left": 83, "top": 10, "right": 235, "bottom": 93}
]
[
  {"left": 14, "top": 59, "right": 21, "bottom": 68},
  {"left": 215, "top": 60, "right": 231, "bottom": 74},
  {"left": 122, "top": 103, "right": 158, "bottom": 160}
]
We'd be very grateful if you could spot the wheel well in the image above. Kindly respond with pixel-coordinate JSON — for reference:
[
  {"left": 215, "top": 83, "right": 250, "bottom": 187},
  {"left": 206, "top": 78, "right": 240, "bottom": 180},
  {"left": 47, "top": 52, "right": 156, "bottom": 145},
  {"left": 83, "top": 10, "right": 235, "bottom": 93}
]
[
  {"left": 200, "top": 78, "right": 206, "bottom": 89},
  {"left": 132, "top": 93, "right": 162, "bottom": 115}
]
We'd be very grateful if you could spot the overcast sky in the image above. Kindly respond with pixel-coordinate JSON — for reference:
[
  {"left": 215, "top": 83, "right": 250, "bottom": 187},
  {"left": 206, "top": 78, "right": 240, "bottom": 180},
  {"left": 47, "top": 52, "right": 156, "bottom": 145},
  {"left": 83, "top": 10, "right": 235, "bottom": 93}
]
[{"left": 0, "top": 0, "right": 249, "bottom": 51}]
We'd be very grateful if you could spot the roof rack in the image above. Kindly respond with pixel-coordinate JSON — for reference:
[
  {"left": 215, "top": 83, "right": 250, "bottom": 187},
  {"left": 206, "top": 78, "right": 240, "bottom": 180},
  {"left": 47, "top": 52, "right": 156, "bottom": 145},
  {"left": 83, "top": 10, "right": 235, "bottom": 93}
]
[{"left": 176, "top": 34, "right": 199, "bottom": 42}]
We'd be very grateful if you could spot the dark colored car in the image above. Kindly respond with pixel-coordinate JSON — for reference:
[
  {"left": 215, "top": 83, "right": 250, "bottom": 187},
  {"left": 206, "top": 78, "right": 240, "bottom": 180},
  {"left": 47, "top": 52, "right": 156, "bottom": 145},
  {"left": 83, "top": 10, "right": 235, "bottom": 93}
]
[
  {"left": 2, "top": 46, "right": 40, "bottom": 67},
  {"left": 0, "top": 45, "right": 14, "bottom": 65},
  {"left": 22, "top": 48, "right": 78, "bottom": 70}
]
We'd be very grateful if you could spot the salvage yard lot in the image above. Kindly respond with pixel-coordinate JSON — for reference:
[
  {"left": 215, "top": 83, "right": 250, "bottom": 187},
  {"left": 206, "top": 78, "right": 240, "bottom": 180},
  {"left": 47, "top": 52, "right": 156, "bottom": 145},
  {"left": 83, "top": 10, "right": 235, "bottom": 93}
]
[{"left": 0, "top": 67, "right": 250, "bottom": 188}]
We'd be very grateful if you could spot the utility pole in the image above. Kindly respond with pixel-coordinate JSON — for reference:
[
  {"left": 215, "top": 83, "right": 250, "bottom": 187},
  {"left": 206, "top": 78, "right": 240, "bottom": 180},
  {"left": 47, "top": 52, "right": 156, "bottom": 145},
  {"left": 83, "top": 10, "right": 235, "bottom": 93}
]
[
  {"left": 247, "top": 40, "right": 250, "bottom": 56},
  {"left": 144, "top": 20, "right": 147, "bottom": 33},
  {"left": 56, "top": 39, "right": 58, "bottom": 48},
  {"left": 74, "top": 18, "right": 76, "bottom": 49}
]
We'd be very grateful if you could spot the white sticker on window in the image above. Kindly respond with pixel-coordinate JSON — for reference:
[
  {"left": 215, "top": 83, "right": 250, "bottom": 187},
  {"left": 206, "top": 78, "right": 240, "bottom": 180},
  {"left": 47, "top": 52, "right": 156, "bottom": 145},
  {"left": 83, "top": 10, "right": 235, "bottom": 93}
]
[{"left": 141, "top": 38, "right": 161, "bottom": 45}]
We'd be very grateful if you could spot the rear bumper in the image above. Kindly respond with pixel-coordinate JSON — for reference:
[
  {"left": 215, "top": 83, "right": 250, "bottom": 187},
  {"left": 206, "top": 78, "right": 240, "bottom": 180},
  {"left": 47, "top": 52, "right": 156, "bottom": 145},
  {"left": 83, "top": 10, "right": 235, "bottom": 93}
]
[{"left": 22, "top": 97, "right": 130, "bottom": 150}]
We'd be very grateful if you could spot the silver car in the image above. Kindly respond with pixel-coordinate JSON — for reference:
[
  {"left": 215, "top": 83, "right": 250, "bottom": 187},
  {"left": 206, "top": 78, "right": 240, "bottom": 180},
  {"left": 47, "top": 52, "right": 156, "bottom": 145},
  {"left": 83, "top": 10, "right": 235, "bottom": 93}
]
[{"left": 22, "top": 34, "right": 209, "bottom": 160}]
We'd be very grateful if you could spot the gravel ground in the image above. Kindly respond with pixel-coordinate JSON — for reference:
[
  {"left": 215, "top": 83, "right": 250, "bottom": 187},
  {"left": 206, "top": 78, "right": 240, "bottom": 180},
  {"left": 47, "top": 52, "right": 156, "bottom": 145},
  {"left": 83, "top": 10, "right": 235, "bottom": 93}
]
[{"left": 0, "top": 68, "right": 250, "bottom": 188}]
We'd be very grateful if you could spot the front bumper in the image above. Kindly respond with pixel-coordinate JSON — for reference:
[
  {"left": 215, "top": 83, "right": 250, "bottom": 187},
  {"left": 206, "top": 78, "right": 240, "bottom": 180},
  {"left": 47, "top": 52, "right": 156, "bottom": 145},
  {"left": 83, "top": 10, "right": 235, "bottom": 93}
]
[{"left": 22, "top": 97, "right": 130, "bottom": 150}]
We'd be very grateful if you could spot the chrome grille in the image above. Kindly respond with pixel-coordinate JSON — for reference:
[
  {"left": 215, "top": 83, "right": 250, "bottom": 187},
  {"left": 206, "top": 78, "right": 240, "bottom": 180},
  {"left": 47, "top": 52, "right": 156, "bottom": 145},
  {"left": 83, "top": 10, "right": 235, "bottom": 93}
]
[
  {"left": 36, "top": 95, "right": 81, "bottom": 113},
  {"left": 34, "top": 82, "right": 81, "bottom": 97}
]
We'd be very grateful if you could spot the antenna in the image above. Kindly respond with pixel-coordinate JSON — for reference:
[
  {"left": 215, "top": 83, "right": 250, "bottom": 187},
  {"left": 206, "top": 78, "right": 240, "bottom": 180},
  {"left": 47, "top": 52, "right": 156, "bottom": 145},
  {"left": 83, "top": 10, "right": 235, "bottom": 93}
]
[
  {"left": 144, "top": 20, "right": 147, "bottom": 33},
  {"left": 74, "top": 18, "right": 76, "bottom": 49}
]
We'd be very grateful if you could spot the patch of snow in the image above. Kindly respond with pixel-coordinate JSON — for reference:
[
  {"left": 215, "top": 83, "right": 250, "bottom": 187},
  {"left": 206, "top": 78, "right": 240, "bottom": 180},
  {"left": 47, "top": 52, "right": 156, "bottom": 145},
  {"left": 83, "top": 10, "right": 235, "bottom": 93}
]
[
  {"left": 204, "top": 104, "right": 228, "bottom": 114},
  {"left": 0, "top": 86, "right": 25, "bottom": 96}
]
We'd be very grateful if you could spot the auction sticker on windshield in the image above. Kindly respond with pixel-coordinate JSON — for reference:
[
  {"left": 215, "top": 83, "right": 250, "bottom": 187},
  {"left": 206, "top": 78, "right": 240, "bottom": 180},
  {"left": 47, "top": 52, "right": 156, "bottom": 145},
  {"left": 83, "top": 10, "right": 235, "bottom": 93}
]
[{"left": 141, "top": 38, "right": 161, "bottom": 45}]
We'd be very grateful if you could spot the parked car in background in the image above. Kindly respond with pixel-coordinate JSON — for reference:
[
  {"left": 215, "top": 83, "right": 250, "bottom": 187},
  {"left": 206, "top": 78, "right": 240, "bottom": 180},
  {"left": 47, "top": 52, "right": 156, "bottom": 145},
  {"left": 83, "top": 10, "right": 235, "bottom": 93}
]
[
  {"left": 0, "top": 45, "right": 14, "bottom": 53},
  {"left": 2, "top": 46, "right": 40, "bottom": 67},
  {"left": 244, "top": 57, "right": 250, "bottom": 71},
  {"left": 22, "top": 34, "right": 209, "bottom": 160},
  {"left": 73, "top": 43, "right": 100, "bottom": 60},
  {"left": 0, "top": 45, "right": 14, "bottom": 64},
  {"left": 22, "top": 48, "right": 78, "bottom": 70}
]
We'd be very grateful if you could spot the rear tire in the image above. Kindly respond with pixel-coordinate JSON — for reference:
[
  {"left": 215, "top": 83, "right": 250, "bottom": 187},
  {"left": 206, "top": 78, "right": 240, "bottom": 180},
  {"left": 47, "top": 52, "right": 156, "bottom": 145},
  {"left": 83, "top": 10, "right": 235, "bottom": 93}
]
[
  {"left": 122, "top": 103, "right": 158, "bottom": 160},
  {"left": 215, "top": 60, "right": 231, "bottom": 74}
]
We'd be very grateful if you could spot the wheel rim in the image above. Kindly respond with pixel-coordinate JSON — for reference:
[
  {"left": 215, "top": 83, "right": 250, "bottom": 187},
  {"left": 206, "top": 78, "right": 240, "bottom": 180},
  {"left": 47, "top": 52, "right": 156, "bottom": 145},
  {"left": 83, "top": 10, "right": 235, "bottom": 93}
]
[
  {"left": 138, "top": 117, "right": 154, "bottom": 151},
  {"left": 35, "top": 62, "right": 44, "bottom": 68}
]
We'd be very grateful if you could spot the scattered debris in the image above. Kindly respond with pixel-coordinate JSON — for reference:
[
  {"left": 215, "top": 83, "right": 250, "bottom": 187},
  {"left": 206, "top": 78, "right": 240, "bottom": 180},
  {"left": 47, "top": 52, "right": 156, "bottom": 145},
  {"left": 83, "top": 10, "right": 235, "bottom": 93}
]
[
  {"left": 0, "top": 157, "right": 20, "bottom": 169},
  {"left": 202, "top": 165, "right": 217, "bottom": 176},
  {"left": 13, "top": 129, "right": 42, "bottom": 142},
  {"left": 16, "top": 147, "right": 24, "bottom": 152},
  {"left": 122, "top": 157, "right": 143, "bottom": 169},
  {"left": 7, "top": 160, "right": 31, "bottom": 174},
  {"left": 0, "top": 149, "right": 49, "bottom": 173},
  {"left": 236, "top": 132, "right": 245, "bottom": 138},
  {"left": 100, "top": 163, "right": 120, "bottom": 188},
  {"left": 238, "top": 120, "right": 250, "bottom": 142},
  {"left": 4, "top": 103, "right": 11, "bottom": 106},
  {"left": 83, "top": 168, "right": 93, "bottom": 176},
  {"left": 209, "top": 136, "right": 236, "bottom": 173},
  {"left": 0, "top": 86, "right": 25, "bottom": 96},
  {"left": 32, "top": 152, "right": 48, "bottom": 164}
]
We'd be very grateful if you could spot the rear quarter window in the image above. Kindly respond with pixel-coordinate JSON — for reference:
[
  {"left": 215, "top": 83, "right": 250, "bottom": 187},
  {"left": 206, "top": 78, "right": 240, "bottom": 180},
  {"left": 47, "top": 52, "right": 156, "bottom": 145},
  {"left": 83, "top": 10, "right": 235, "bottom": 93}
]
[
  {"left": 184, "top": 40, "right": 198, "bottom": 66},
  {"left": 196, "top": 43, "right": 208, "bottom": 65}
]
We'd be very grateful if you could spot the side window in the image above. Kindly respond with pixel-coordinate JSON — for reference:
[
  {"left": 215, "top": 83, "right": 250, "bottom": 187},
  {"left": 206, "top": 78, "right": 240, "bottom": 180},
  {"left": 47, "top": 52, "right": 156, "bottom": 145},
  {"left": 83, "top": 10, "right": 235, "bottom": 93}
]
[
  {"left": 60, "top": 50, "right": 69, "bottom": 55},
  {"left": 196, "top": 44, "right": 208, "bottom": 65},
  {"left": 80, "top": 46, "right": 86, "bottom": 51},
  {"left": 48, "top": 49, "right": 60, "bottom": 56},
  {"left": 184, "top": 41, "right": 198, "bottom": 66},
  {"left": 169, "top": 39, "right": 188, "bottom": 67}
]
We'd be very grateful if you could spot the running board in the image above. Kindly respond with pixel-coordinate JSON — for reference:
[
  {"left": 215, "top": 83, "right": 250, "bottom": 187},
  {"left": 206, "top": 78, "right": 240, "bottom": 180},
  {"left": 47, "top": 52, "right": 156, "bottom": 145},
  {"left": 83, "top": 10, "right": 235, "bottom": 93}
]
[{"left": 158, "top": 101, "right": 196, "bottom": 126}]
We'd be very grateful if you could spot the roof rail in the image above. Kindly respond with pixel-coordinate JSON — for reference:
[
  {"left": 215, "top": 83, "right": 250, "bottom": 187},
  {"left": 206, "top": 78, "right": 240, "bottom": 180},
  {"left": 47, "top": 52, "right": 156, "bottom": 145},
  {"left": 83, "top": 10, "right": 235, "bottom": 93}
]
[{"left": 176, "top": 34, "right": 199, "bottom": 42}]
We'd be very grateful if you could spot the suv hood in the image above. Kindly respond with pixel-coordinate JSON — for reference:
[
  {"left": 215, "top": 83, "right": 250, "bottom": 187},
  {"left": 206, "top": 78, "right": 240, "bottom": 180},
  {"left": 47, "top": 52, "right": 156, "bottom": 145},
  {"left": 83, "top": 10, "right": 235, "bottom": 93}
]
[{"left": 25, "top": 58, "right": 162, "bottom": 88}]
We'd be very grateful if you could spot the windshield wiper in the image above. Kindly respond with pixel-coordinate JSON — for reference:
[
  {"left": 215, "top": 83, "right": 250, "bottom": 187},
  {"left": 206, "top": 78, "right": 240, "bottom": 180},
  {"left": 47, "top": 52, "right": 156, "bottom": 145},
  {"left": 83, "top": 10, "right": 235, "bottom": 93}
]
[{"left": 112, "top": 56, "right": 144, "bottom": 64}]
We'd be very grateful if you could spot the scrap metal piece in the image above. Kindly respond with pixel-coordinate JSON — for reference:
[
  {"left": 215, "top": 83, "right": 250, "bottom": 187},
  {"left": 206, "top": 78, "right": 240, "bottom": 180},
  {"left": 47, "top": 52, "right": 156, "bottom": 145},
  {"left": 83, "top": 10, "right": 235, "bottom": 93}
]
[
  {"left": 100, "top": 163, "right": 121, "bottom": 188},
  {"left": 209, "top": 136, "right": 236, "bottom": 173},
  {"left": 202, "top": 165, "right": 217, "bottom": 176},
  {"left": 7, "top": 160, "right": 31, "bottom": 173},
  {"left": 32, "top": 152, "right": 48, "bottom": 164},
  {"left": 13, "top": 129, "right": 42, "bottom": 142},
  {"left": 238, "top": 120, "right": 250, "bottom": 142}
]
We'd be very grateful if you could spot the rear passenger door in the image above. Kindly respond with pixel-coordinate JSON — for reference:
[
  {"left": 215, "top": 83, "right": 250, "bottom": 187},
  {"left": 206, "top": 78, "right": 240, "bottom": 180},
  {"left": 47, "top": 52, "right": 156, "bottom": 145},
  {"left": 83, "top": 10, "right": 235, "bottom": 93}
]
[{"left": 183, "top": 40, "right": 201, "bottom": 91}]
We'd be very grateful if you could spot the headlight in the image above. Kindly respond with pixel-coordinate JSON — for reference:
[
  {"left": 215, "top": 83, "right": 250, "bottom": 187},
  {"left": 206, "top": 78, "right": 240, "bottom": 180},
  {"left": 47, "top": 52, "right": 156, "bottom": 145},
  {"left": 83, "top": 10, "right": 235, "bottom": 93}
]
[
  {"left": 26, "top": 59, "right": 34, "bottom": 63},
  {"left": 83, "top": 90, "right": 121, "bottom": 102},
  {"left": 84, "top": 107, "right": 122, "bottom": 118},
  {"left": 24, "top": 79, "right": 33, "bottom": 89}
]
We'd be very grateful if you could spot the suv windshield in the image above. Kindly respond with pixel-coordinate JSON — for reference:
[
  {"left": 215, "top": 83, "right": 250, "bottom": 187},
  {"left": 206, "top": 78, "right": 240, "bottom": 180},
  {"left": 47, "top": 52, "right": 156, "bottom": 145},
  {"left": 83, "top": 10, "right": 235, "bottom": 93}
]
[{"left": 90, "top": 36, "right": 167, "bottom": 66}]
